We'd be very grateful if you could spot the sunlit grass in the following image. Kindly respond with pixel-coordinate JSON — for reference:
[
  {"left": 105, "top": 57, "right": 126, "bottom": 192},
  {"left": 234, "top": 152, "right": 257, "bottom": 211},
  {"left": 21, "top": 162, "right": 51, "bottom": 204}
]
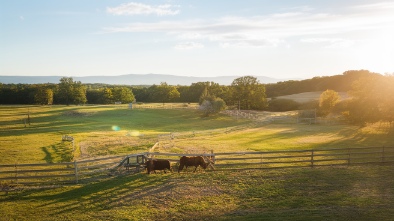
[
  {"left": 1, "top": 166, "right": 393, "bottom": 220},
  {"left": 1, "top": 105, "right": 393, "bottom": 164},
  {"left": 0, "top": 105, "right": 250, "bottom": 163},
  {"left": 1, "top": 105, "right": 394, "bottom": 220}
]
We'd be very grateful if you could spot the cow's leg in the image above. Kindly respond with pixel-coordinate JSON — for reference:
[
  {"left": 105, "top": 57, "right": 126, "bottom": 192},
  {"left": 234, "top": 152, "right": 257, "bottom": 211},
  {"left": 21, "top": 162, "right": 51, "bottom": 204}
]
[
  {"left": 193, "top": 166, "right": 198, "bottom": 172},
  {"left": 178, "top": 163, "right": 184, "bottom": 173}
]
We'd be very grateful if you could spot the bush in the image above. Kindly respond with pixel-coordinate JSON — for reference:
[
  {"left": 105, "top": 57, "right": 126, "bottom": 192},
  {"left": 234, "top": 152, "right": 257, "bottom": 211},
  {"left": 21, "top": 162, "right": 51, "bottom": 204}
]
[
  {"left": 268, "top": 99, "right": 299, "bottom": 112},
  {"left": 199, "top": 97, "right": 227, "bottom": 117},
  {"left": 298, "top": 100, "right": 319, "bottom": 110}
]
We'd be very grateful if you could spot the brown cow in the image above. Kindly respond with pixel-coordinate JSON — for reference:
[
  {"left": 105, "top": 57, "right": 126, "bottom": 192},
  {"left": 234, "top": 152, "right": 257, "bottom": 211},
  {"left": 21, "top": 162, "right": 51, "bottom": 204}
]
[
  {"left": 145, "top": 159, "right": 172, "bottom": 174},
  {"left": 178, "top": 156, "right": 208, "bottom": 173}
]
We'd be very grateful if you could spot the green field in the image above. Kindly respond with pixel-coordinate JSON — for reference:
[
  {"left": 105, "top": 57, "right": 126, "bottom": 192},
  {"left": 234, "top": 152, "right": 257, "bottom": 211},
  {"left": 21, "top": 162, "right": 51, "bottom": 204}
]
[{"left": 1, "top": 105, "right": 394, "bottom": 220}]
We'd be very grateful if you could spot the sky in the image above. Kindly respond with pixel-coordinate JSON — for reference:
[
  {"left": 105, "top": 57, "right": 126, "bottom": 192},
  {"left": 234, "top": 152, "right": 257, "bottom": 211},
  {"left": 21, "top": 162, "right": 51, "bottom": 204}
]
[{"left": 1, "top": 0, "right": 394, "bottom": 80}]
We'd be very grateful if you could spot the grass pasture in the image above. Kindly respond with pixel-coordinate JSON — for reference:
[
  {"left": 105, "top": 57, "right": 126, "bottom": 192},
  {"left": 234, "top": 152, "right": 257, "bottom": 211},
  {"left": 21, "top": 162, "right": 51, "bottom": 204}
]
[{"left": 1, "top": 105, "right": 394, "bottom": 220}]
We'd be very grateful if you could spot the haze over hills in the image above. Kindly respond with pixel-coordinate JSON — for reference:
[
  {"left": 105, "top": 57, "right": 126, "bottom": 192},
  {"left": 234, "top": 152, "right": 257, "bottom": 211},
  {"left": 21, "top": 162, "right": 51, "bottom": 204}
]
[{"left": 0, "top": 74, "right": 299, "bottom": 85}]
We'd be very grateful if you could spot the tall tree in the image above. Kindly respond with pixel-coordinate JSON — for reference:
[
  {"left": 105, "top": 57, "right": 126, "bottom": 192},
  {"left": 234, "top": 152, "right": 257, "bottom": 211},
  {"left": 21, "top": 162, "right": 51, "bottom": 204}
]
[
  {"left": 58, "top": 77, "right": 74, "bottom": 105},
  {"left": 319, "top": 90, "right": 340, "bottom": 116},
  {"left": 346, "top": 74, "right": 394, "bottom": 125},
  {"left": 112, "top": 87, "right": 135, "bottom": 103},
  {"left": 230, "top": 76, "right": 267, "bottom": 110},
  {"left": 57, "top": 77, "right": 87, "bottom": 105},
  {"left": 152, "top": 82, "right": 180, "bottom": 103},
  {"left": 100, "top": 87, "right": 113, "bottom": 104},
  {"left": 73, "top": 81, "right": 87, "bottom": 105},
  {"left": 34, "top": 85, "right": 53, "bottom": 105}
]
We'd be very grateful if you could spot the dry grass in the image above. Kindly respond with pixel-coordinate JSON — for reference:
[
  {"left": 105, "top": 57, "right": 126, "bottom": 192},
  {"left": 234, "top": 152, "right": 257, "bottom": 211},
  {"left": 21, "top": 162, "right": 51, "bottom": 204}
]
[{"left": 276, "top": 91, "right": 349, "bottom": 103}]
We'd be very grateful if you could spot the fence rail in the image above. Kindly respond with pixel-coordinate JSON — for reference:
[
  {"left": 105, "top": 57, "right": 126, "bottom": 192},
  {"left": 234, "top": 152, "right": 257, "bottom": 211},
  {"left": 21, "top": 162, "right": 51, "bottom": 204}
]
[{"left": 1, "top": 147, "right": 393, "bottom": 187}]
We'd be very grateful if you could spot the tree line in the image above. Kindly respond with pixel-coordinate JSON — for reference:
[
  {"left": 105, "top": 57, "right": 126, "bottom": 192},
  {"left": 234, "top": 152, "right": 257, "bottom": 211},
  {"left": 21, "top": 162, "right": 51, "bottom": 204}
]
[
  {"left": 0, "top": 76, "right": 266, "bottom": 110},
  {"left": 1, "top": 70, "right": 393, "bottom": 126}
]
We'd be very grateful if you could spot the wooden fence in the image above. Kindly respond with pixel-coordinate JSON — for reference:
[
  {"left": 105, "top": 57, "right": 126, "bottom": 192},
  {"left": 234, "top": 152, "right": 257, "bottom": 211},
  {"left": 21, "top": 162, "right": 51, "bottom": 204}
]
[
  {"left": 1, "top": 146, "right": 393, "bottom": 187},
  {"left": 213, "top": 146, "right": 394, "bottom": 170},
  {"left": 0, "top": 155, "right": 126, "bottom": 186},
  {"left": 143, "top": 146, "right": 394, "bottom": 171}
]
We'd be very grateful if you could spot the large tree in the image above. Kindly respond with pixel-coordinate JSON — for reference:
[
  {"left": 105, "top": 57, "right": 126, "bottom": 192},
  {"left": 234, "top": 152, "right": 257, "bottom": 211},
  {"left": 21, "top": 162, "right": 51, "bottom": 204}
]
[
  {"left": 319, "top": 90, "right": 340, "bottom": 116},
  {"left": 150, "top": 82, "right": 180, "bottom": 103},
  {"left": 57, "top": 77, "right": 87, "bottom": 105},
  {"left": 230, "top": 76, "right": 267, "bottom": 110},
  {"left": 34, "top": 85, "right": 53, "bottom": 105},
  {"left": 346, "top": 74, "right": 394, "bottom": 125},
  {"left": 112, "top": 87, "right": 135, "bottom": 103}
]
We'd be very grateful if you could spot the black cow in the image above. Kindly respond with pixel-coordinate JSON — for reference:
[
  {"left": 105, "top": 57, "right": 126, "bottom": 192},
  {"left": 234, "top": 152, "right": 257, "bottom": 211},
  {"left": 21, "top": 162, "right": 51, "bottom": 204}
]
[
  {"left": 178, "top": 156, "right": 208, "bottom": 173},
  {"left": 145, "top": 159, "right": 172, "bottom": 174}
]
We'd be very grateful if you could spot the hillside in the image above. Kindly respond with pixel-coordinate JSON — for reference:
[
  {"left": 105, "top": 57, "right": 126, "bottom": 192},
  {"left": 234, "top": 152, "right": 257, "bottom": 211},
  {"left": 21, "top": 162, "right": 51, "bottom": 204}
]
[
  {"left": 265, "top": 70, "right": 380, "bottom": 97},
  {"left": 276, "top": 91, "right": 349, "bottom": 103}
]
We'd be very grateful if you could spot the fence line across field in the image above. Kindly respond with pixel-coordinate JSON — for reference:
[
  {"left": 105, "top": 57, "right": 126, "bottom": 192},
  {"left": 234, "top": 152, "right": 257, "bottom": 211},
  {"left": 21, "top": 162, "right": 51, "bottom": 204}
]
[{"left": 1, "top": 146, "right": 393, "bottom": 187}]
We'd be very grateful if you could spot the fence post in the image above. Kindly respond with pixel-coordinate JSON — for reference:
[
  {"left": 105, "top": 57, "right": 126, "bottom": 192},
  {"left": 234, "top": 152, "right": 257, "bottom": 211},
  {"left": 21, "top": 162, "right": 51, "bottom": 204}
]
[
  {"left": 260, "top": 153, "right": 263, "bottom": 168},
  {"left": 14, "top": 163, "right": 18, "bottom": 184},
  {"left": 311, "top": 150, "right": 314, "bottom": 168},
  {"left": 74, "top": 161, "right": 78, "bottom": 184},
  {"left": 211, "top": 150, "right": 215, "bottom": 164}
]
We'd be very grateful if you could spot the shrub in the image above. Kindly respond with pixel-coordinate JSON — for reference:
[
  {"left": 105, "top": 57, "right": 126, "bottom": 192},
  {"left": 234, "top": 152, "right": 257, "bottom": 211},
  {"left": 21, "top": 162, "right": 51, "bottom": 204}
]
[
  {"left": 199, "top": 97, "right": 227, "bottom": 117},
  {"left": 268, "top": 98, "right": 299, "bottom": 112}
]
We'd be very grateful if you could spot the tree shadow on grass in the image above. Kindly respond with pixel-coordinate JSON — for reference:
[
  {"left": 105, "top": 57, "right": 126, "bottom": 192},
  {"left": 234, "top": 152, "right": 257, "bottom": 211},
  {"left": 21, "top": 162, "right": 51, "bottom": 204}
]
[
  {"left": 2, "top": 166, "right": 394, "bottom": 220},
  {"left": 218, "top": 166, "right": 394, "bottom": 221},
  {"left": 41, "top": 142, "right": 73, "bottom": 163},
  {"left": 29, "top": 173, "right": 170, "bottom": 215}
]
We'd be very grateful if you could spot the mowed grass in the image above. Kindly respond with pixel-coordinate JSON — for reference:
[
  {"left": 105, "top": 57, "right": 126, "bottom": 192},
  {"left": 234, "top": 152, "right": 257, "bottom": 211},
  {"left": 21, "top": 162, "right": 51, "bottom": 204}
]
[
  {"left": 1, "top": 105, "right": 394, "bottom": 220},
  {"left": 1, "top": 105, "right": 394, "bottom": 162},
  {"left": 0, "top": 105, "right": 251, "bottom": 163},
  {"left": 1, "top": 166, "right": 393, "bottom": 221}
]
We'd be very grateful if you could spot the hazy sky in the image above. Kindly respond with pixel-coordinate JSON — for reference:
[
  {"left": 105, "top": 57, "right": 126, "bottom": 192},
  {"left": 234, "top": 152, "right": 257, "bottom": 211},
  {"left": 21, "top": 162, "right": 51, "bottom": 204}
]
[{"left": 1, "top": 0, "right": 393, "bottom": 79}]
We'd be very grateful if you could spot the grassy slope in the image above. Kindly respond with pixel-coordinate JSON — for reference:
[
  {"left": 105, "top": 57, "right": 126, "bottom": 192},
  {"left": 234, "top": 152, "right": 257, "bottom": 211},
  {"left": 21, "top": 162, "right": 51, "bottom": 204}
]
[
  {"left": 1, "top": 105, "right": 394, "bottom": 220},
  {"left": 276, "top": 91, "right": 349, "bottom": 103}
]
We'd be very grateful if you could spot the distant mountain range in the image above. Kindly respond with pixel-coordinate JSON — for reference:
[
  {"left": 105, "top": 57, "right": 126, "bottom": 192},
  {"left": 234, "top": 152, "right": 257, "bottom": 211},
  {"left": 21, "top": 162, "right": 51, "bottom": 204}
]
[{"left": 0, "top": 74, "right": 299, "bottom": 85}]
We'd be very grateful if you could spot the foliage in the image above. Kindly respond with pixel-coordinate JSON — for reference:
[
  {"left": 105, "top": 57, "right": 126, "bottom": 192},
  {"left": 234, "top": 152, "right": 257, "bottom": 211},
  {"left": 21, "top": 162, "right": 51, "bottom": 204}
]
[
  {"left": 34, "top": 85, "right": 53, "bottom": 105},
  {"left": 144, "top": 83, "right": 181, "bottom": 103},
  {"left": 298, "top": 100, "right": 319, "bottom": 110},
  {"left": 57, "top": 77, "right": 87, "bottom": 105},
  {"left": 265, "top": 70, "right": 380, "bottom": 97},
  {"left": 268, "top": 98, "right": 299, "bottom": 112},
  {"left": 199, "top": 96, "right": 227, "bottom": 117},
  {"left": 345, "top": 74, "right": 394, "bottom": 125},
  {"left": 318, "top": 90, "right": 340, "bottom": 117},
  {"left": 112, "top": 87, "right": 135, "bottom": 103},
  {"left": 230, "top": 76, "right": 267, "bottom": 110}
]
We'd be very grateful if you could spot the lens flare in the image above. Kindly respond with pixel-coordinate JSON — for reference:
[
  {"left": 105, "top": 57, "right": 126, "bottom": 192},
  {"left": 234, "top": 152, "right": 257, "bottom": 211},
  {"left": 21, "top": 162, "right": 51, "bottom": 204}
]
[{"left": 112, "top": 126, "right": 121, "bottom": 131}]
